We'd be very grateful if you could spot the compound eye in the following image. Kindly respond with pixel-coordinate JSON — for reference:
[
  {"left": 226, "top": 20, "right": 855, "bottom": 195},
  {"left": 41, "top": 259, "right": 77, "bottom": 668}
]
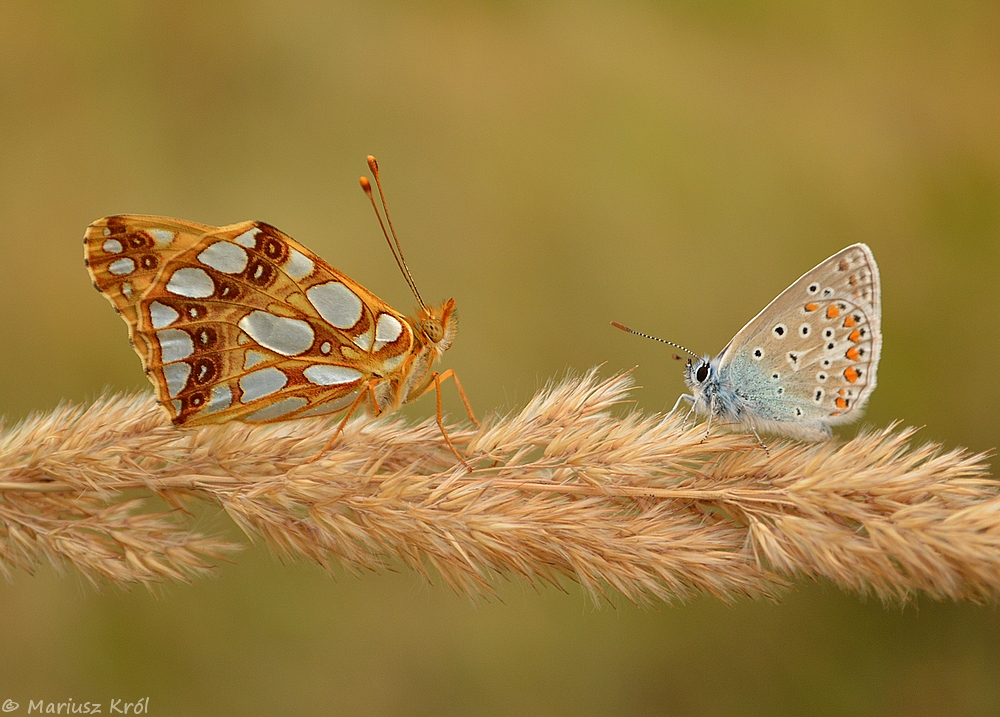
[
  {"left": 421, "top": 318, "right": 444, "bottom": 343},
  {"left": 696, "top": 363, "right": 709, "bottom": 383}
]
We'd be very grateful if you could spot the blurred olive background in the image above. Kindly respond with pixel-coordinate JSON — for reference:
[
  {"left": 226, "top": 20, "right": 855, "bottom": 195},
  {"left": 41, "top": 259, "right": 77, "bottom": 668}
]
[{"left": 2, "top": 1, "right": 999, "bottom": 715}]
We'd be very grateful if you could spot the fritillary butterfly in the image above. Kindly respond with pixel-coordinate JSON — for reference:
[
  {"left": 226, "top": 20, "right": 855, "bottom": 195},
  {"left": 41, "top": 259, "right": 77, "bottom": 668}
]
[{"left": 84, "top": 156, "right": 475, "bottom": 458}]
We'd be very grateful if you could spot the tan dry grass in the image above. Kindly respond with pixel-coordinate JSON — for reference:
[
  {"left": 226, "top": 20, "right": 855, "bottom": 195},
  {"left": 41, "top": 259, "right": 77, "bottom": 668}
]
[{"left": 0, "top": 369, "right": 995, "bottom": 602}]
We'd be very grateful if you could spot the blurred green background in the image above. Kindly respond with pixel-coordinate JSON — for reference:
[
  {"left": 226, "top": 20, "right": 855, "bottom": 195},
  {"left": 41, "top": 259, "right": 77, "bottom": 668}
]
[{"left": 2, "top": 1, "right": 999, "bottom": 715}]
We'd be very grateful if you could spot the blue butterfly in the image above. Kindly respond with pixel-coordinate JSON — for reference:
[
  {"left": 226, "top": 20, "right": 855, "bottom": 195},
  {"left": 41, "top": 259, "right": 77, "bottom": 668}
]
[{"left": 615, "top": 244, "right": 881, "bottom": 440}]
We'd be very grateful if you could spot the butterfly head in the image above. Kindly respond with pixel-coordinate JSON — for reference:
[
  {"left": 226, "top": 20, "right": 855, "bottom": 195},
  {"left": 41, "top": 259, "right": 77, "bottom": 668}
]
[
  {"left": 684, "top": 355, "right": 718, "bottom": 398},
  {"left": 415, "top": 298, "right": 457, "bottom": 356}
]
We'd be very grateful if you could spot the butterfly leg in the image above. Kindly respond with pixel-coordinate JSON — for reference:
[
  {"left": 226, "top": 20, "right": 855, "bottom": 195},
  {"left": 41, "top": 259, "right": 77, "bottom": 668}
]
[
  {"left": 749, "top": 426, "right": 770, "bottom": 455},
  {"left": 432, "top": 371, "right": 475, "bottom": 466},
  {"left": 668, "top": 393, "right": 692, "bottom": 415},
  {"left": 306, "top": 380, "right": 381, "bottom": 463},
  {"left": 435, "top": 369, "right": 479, "bottom": 426},
  {"left": 408, "top": 369, "right": 476, "bottom": 466},
  {"left": 668, "top": 394, "right": 696, "bottom": 427},
  {"left": 699, "top": 396, "right": 716, "bottom": 443}
]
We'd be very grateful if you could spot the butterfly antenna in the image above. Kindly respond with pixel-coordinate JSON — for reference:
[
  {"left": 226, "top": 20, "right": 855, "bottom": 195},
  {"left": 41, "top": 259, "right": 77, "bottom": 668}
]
[
  {"left": 361, "top": 155, "right": 426, "bottom": 310},
  {"left": 610, "top": 321, "right": 700, "bottom": 359}
]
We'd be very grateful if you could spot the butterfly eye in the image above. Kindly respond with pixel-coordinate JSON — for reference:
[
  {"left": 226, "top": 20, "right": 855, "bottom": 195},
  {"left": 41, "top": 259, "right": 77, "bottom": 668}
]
[
  {"left": 696, "top": 363, "right": 709, "bottom": 383},
  {"left": 421, "top": 318, "right": 444, "bottom": 343}
]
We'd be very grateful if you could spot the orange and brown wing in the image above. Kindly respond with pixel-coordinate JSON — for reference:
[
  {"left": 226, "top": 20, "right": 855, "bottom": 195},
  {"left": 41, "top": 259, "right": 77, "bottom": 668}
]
[
  {"left": 85, "top": 215, "right": 215, "bottom": 364},
  {"left": 88, "top": 217, "right": 418, "bottom": 425}
]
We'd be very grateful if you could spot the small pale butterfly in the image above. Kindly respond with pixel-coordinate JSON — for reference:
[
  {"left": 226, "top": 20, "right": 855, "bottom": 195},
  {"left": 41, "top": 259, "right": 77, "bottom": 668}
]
[{"left": 614, "top": 243, "right": 881, "bottom": 441}]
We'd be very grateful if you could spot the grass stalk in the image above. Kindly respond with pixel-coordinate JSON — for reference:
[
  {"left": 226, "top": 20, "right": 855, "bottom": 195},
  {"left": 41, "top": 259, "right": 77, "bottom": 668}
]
[{"left": 0, "top": 370, "right": 994, "bottom": 603}]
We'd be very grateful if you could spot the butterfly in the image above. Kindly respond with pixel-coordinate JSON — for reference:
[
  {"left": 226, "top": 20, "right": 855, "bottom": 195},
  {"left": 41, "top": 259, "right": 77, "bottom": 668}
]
[
  {"left": 83, "top": 156, "right": 475, "bottom": 458},
  {"left": 614, "top": 243, "right": 881, "bottom": 441}
]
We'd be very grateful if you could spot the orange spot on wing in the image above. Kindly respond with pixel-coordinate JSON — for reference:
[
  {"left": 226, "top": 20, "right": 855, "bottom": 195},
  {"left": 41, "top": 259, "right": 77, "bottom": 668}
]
[
  {"left": 838, "top": 259, "right": 849, "bottom": 271},
  {"left": 846, "top": 346, "right": 861, "bottom": 361},
  {"left": 848, "top": 328, "right": 862, "bottom": 342},
  {"left": 844, "top": 366, "right": 859, "bottom": 383},
  {"left": 842, "top": 315, "right": 857, "bottom": 328},
  {"left": 805, "top": 302, "right": 819, "bottom": 312},
  {"left": 826, "top": 305, "right": 840, "bottom": 319},
  {"left": 835, "top": 396, "right": 849, "bottom": 409}
]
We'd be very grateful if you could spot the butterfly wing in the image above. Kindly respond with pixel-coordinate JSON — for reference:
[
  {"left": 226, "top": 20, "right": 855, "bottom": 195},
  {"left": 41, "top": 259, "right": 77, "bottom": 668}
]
[
  {"left": 715, "top": 243, "right": 881, "bottom": 435},
  {"left": 86, "top": 216, "right": 416, "bottom": 425},
  {"left": 85, "top": 215, "right": 215, "bottom": 365}
]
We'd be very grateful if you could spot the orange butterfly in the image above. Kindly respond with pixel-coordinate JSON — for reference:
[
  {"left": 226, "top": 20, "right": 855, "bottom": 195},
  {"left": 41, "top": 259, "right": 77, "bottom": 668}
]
[{"left": 84, "top": 156, "right": 475, "bottom": 459}]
